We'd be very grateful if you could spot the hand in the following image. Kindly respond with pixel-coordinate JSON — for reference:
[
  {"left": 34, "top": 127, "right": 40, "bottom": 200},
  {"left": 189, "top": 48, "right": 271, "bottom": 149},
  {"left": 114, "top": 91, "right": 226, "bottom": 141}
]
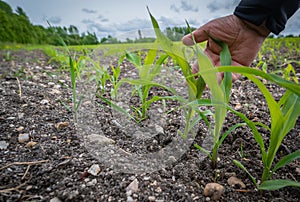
[{"left": 182, "top": 14, "right": 270, "bottom": 83}]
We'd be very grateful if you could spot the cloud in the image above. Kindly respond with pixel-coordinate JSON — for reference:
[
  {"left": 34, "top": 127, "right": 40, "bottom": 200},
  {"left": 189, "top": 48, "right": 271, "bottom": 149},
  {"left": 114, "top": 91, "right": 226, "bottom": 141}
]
[
  {"left": 116, "top": 18, "right": 152, "bottom": 32},
  {"left": 170, "top": 1, "right": 199, "bottom": 13},
  {"left": 47, "top": 16, "right": 61, "bottom": 24},
  {"left": 207, "top": 0, "right": 239, "bottom": 12},
  {"left": 82, "top": 8, "right": 97, "bottom": 14},
  {"left": 170, "top": 4, "right": 180, "bottom": 13},
  {"left": 158, "top": 16, "right": 184, "bottom": 27},
  {"left": 98, "top": 15, "right": 109, "bottom": 22},
  {"left": 281, "top": 11, "right": 300, "bottom": 36},
  {"left": 180, "top": 1, "right": 198, "bottom": 12}
]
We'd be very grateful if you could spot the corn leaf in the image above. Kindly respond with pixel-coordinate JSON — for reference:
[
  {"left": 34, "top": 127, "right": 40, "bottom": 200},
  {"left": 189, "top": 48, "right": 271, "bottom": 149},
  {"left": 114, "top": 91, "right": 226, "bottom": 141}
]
[
  {"left": 125, "top": 51, "right": 141, "bottom": 68},
  {"left": 116, "top": 78, "right": 176, "bottom": 95},
  {"left": 96, "top": 94, "right": 135, "bottom": 121},
  {"left": 147, "top": 7, "right": 197, "bottom": 98},
  {"left": 273, "top": 150, "right": 300, "bottom": 173},
  {"left": 259, "top": 179, "right": 300, "bottom": 190},
  {"left": 144, "top": 48, "right": 157, "bottom": 66},
  {"left": 214, "top": 66, "right": 300, "bottom": 97},
  {"left": 233, "top": 160, "right": 257, "bottom": 186}
]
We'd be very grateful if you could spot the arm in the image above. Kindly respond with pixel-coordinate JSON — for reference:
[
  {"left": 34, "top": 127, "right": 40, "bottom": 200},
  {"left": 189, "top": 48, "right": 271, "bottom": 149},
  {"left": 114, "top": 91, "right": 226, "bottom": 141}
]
[{"left": 234, "top": 0, "right": 300, "bottom": 35}]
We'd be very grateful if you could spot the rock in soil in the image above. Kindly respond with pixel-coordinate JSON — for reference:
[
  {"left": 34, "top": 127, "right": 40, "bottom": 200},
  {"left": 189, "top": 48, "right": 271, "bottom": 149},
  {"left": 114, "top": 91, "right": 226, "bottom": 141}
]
[{"left": 203, "top": 182, "right": 225, "bottom": 200}]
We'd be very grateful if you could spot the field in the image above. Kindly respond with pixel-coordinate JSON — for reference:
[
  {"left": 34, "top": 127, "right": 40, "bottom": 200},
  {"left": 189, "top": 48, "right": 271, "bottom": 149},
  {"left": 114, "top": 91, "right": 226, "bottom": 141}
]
[{"left": 0, "top": 37, "right": 299, "bottom": 201}]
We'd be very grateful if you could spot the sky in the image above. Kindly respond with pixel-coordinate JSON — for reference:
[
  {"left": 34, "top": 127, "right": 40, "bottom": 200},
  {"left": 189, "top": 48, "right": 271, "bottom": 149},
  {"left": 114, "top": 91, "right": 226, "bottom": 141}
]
[{"left": 3, "top": 0, "right": 300, "bottom": 40}]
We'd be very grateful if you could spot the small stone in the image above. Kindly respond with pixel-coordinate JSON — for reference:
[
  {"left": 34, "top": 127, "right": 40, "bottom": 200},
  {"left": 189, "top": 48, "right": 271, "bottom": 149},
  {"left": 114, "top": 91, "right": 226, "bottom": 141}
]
[
  {"left": 26, "top": 185, "right": 33, "bottom": 190},
  {"left": 0, "top": 141, "right": 9, "bottom": 149},
  {"left": 48, "top": 82, "right": 55, "bottom": 87},
  {"left": 127, "top": 196, "right": 133, "bottom": 202},
  {"left": 50, "top": 197, "right": 62, "bottom": 202},
  {"left": 50, "top": 89, "right": 62, "bottom": 95},
  {"left": 126, "top": 178, "right": 139, "bottom": 193},
  {"left": 88, "top": 164, "right": 101, "bottom": 176},
  {"left": 86, "top": 179, "right": 97, "bottom": 186},
  {"left": 87, "top": 134, "right": 115, "bottom": 145},
  {"left": 155, "top": 186, "right": 162, "bottom": 193},
  {"left": 227, "top": 176, "right": 246, "bottom": 188},
  {"left": 143, "top": 176, "right": 150, "bottom": 181},
  {"left": 296, "top": 167, "right": 300, "bottom": 175},
  {"left": 148, "top": 196, "right": 156, "bottom": 201},
  {"left": 167, "top": 156, "right": 177, "bottom": 164},
  {"left": 16, "top": 126, "right": 24, "bottom": 132},
  {"left": 40, "top": 99, "right": 49, "bottom": 105},
  {"left": 26, "top": 141, "right": 38, "bottom": 148},
  {"left": 55, "top": 121, "right": 69, "bottom": 129},
  {"left": 157, "top": 108, "right": 163, "bottom": 113},
  {"left": 18, "top": 133, "right": 30, "bottom": 143},
  {"left": 151, "top": 180, "right": 158, "bottom": 186},
  {"left": 235, "top": 103, "right": 242, "bottom": 110},
  {"left": 203, "top": 183, "right": 225, "bottom": 201},
  {"left": 53, "top": 84, "right": 61, "bottom": 89},
  {"left": 18, "top": 113, "right": 24, "bottom": 119},
  {"left": 155, "top": 124, "right": 164, "bottom": 134}
]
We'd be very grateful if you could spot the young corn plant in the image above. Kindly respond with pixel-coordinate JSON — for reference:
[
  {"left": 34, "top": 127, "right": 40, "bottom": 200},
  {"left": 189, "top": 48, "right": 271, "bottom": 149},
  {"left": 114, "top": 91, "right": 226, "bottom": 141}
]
[
  {"left": 113, "top": 48, "right": 174, "bottom": 122},
  {"left": 211, "top": 65, "right": 300, "bottom": 190},
  {"left": 148, "top": 8, "right": 243, "bottom": 168}
]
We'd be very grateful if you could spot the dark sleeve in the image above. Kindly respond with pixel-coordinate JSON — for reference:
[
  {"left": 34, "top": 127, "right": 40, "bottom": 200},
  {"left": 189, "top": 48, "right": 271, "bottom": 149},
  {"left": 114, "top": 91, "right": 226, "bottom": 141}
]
[{"left": 234, "top": 0, "right": 300, "bottom": 35}]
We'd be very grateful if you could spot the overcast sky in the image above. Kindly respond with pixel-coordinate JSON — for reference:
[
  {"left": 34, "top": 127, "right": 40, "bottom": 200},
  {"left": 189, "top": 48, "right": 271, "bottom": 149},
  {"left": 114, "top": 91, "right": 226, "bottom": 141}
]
[{"left": 3, "top": 0, "right": 300, "bottom": 40}]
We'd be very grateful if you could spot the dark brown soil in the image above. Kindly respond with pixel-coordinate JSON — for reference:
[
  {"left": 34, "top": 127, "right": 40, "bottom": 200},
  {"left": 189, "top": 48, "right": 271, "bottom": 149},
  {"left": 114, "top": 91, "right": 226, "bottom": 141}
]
[{"left": 0, "top": 48, "right": 299, "bottom": 202}]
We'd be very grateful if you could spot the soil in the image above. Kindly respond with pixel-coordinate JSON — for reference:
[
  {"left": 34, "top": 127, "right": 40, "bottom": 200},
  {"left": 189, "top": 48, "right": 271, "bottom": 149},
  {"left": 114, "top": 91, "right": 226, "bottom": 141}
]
[{"left": 0, "top": 48, "right": 299, "bottom": 202}]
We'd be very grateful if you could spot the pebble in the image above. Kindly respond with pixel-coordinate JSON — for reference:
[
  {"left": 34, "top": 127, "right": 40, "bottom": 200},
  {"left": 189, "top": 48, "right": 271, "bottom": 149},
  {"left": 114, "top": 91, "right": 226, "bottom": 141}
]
[
  {"left": 155, "top": 124, "right": 164, "bottom": 134},
  {"left": 127, "top": 196, "right": 134, "bottom": 202},
  {"left": 50, "top": 89, "right": 62, "bottom": 95},
  {"left": 18, "top": 133, "right": 30, "bottom": 143},
  {"left": 126, "top": 178, "right": 139, "bottom": 194},
  {"left": 148, "top": 196, "right": 156, "bottom": 201},
  {"left": 86, "top": 179, "right": 97, "bottom": 186},
  {"left": 87, "top": 134, "right": 115, "bottom": 145},
  {"left": 26, "top": 141, "right": 38, "bottom": 148},
  {"left": 155, "top": 186, "right": 162, "bottom": 193},
  {"left": 48, "top": 82, "right": 55, "bottom": 87},
  {"left": 55, "top": 121, "right": 69, "bottom": 129},
  {"left": 143, "top": 176, "right": 150, "bottom": 181},
  {"left": 203, "top": 183, "right": 225, "bottom": 201},
  {"left": 227, "top": 176, "right": 246, "bottom": 188},
  {"left": 16, "top": 126, "right": 24, "bottom": 132},
  {"left": 40, "top": 99, "right": 49, "bottom": 105},
  {"left": 0, "top": 141, "right": 9, "bottom": 149},
  {"left": 50, "top": 197, "right": 62, "bottom": 202},
  {"left": 88, "top": 164, "right": 101, "bottom": 176},
  {"left": 53, "top": 84, "right": 61, "bottom": 89}
]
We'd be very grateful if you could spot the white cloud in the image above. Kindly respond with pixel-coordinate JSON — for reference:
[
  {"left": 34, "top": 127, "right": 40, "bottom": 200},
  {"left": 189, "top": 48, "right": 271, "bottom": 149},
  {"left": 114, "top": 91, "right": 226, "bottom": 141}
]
[
  {"left": 181, "top": 1, "right": 198, "bottom": 12},
  {"left": 207, "top": 0, "right": 239, "bottom": 12},
  {"left": 82, "top": 8, "right": 97, "bottom": 14}
]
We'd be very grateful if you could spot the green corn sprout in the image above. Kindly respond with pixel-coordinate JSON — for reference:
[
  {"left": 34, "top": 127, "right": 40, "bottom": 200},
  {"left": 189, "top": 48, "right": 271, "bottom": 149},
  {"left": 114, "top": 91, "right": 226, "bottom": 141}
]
[
  {"left": 148, "top": 8, "right": 243, "bottom": 168},
  {"left": 203, "top": 65, "right": 300, "bottom": 190}
]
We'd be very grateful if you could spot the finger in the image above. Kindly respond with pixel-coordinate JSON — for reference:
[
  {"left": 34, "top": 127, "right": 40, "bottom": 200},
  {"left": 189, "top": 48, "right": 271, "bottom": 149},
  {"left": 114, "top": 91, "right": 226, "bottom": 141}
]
[{"left": 182, "top": 26, "right": 209, "bottom": 46}]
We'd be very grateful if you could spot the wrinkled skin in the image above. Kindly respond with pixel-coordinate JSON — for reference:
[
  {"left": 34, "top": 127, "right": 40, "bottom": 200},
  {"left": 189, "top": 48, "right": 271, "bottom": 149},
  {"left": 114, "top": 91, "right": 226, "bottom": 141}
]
[{"left": 182, "top": 14, "right": 270, "bottom": 83}]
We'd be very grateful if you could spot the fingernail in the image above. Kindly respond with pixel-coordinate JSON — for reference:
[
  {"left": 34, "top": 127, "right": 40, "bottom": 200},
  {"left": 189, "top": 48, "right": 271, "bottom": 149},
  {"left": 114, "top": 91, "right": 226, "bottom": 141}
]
[{"left": 182, "top": 37, "right": 194, "bottom": 46}]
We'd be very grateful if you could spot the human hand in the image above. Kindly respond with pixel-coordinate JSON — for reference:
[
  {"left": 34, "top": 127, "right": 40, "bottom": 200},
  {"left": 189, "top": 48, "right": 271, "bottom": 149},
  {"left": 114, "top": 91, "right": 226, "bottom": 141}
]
[{"left": 182, "top": 14, "right": 270, "bottom": 83}]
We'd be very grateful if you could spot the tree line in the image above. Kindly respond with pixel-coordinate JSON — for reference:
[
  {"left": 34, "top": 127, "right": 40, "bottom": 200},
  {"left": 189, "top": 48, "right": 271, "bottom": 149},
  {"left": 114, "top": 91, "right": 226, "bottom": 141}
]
[{"left": 0, "top": 1, "right": 196, "bottom": 45}]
